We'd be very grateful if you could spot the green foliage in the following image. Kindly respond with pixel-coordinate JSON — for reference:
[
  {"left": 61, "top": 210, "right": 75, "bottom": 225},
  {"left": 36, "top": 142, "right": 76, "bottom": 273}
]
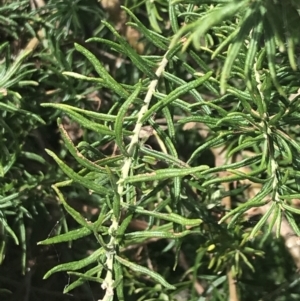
[{"left": 1, "top": 0, "right": 300, "bottom": 300}]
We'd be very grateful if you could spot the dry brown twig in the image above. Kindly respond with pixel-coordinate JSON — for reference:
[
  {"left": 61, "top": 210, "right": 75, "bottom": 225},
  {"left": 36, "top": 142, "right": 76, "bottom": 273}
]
[
  {"left": 101, "top": 0, "right": 144, "bottom": 54},
  {"left": 211, "top": 146, "right": 240, "bottom": 301}
]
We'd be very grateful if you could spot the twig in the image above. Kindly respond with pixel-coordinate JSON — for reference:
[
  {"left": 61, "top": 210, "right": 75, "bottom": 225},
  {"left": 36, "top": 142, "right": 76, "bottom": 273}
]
[
  {"left": 178, "top": 251, "right": 205, "bottom": 295},
  {"left": 227, "top": 268, "right": 239, "bottom": 301},
  {"left": 100, "top": 51, "right": 170, "bottom": 301},
  {"left": 211, "top": 145, "right": 240, "bottom": 301}
]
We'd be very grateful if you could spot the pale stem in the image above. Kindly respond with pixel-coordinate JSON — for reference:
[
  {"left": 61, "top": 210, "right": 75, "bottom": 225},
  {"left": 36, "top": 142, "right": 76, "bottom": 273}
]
[{"left": 100, "top": 52, "right": 170, "bottom": 301}]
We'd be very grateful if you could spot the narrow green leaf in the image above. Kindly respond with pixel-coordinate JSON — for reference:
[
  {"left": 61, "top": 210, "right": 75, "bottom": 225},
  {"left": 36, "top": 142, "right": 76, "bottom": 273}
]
[
  {"left": 41, "top": 103, "right": 136, "bottom": 122},
  {"left": 0, "top": 103, "right": 45, "bottom": 124},
  {"left": 284, "top": 210, "right": 300, "bottom": 236},
  {"left": 283, "top": 4, "right": 300, "bottom": 70},
  {"left": 0, "top": 235, "right": 6, "bottom": 265},
  {"left": 102, "top": 21, "right": 156, "bottom": 78},
  {"left": 62, "top": 71, "right": 104, "bottom": 83},
  {"left": 220, "top": 182, "right": 272, "bottom": 226},
  {"left": 0, "top": 218, "right": 18, "bottom": 245},
  {"left": 205, "top": 167, "right": 267, "bottom": 187},
  {"left": 171, "top": 0, "right": 247, "bottom": 50},
  {"left": 219, "top": 113, "right": 253, "bottom": 127},
  {"left": 178, "top": 115, "right": 218, "bottom": 127},
  {"left": 145, "top": 0, "right": 163, "bottom": 33},
  {"left": 169, "top": 2, "right": 179, "bottom": 33},
  {"left": 22, "top": 151, "right": 47, "bottom": 165},
  {"left": 44, "top": 247, "right": 105, "bottom": 279},
  {"left": 0, "top": 41, "right": 9, "bottom": 53},
  {"left": 122, "top": 203, "right": 202, "bottom": 227},
  {"left": 162, "top": 107, "right": 175, "bottom": 142},
  {"left": 58, "top": 119, "right": 107, "bottom": 172},
  {"left": 122, "top": 6, "right": 168, "bottom": 50},
  {"left": 212, "top": 27, "right": 239, "bottom": 59},
  {"left": 154, "top": 91, "right": 192, "bottom": 113},
  {"left": 279, "top": 194, "right": 300, "bottom": 200},
  {"left": 244, "top": 15, "right": 263, "bottom": 91},
  {"left": 125, "top": 229, "right": 199, "bottom": 241},
  {"left": 265, "top": 2, "right": 285, "bottom": 52},
  {"left": 38, "top": 227, "right": 92, "bottom": 245},
  {"left": 188, "top": 52, "right": 219, "bottom": 97},
  {"left": 0, "top": 49, "right": 32, "bottom": 87},
  {"left": 220, "top": 7, "right": 255, "bottom": 94},
  {"left": 93, "top": 155, "right": 123, "bottom": 168},
  {"left": 114, "top": 259, "right": 125, "bottom": 301},
  {"left": 239, "top": 252, "right": 254, "bottom": 272},
  {"left": 163, "top": 72, "right": 204, "bottom": 105},
  {"left": 41, "top": 103, "right": 115, "bottom": 136},
  {"left": 17, "top": 215, "right": 26, "bottom": 274},
  {"left": 281, "top": 203, "right": 300, "bottom": 215},
  {"left": 74, "top": 43, "right": 128, "bottom": 98},
  {"left": 115, "top": 83, "right": 142, "bottom": 156},
  {"left": 188, "top": 132, "right": 228, "bottom": 164},
  {"left": 51, "top": 185, "right": 93, "bottom": 229},
  {"left": 275, "top": 134, "right": 293, "bottom": 164},
  {"left": 227, "top": 86, "right": 253, "bottom": 103},
  {"left": 264, "top": 23, "right": 285, "bottom": 96},
  {"left": 115, "top": 255, "right": 175, "bottom": 290},
  {"left": 148, "top": 117, "right": 178, "bottom": 162},
  {"left": 277, "top": 130, "right": 300, "bottom": 154},
  {"left": 63, "top": 265, "right": 104, "bottom": 293},
  {"left": 117, "top": 213, "right": 135, "bottom": 244},
  {"left": 227, "top": 138, "right": 264, "bottom": 157},
  {"left": 46, "top": 149, "right": 112, "bottom": 195},
  {"left": 269, "top": 105, "right": 285, "bottom": 126},
  {"left": 105, "top": 166, "right": 121, "bottom": 220},
  {"left": 67, "top": 271, "right": 104, "bottom": 283},
  {"left": 202, "top": 155, "right": 262, "bottom": 175},
  {"left": 0, "top": 192, "right": 20, "bottom": 205},
  {"left": 140, "top": 146, "right": 189, "bottom": 168},
  {"left": 124, "top": 165, "right": 209, "bottom": 183},
  {"left": 141, "top": 71, "right": 213, "bottom": 122},
  {"left": 86, "top": 37, "right": 124, "bottom": 54},
  {"left": 255, "top": 48, "right": 266, "bottom": 71},
  {"left": 249, "top": 202, "right": 275, "bottom": 239},
  {"left": 267, "top": 202, "right": 280, "bottom": 235},
  {"left": 203, "top": 170, "right": 267, "bottom": 188},
  {"left": 226, "top": 201, "right": 268, "bottom": 229},
  {"left": 275, "top": 207, "right": 282, "bottom": 239}
]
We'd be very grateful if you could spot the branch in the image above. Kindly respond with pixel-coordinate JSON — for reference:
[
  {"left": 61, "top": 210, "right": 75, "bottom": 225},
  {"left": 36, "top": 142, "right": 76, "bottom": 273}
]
[{"left": 100, "top": 51, "right": 170, "bottom": 301}]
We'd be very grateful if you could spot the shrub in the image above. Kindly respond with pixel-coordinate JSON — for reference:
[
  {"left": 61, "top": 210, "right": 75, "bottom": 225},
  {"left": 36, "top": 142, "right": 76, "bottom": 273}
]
[{"left": 1, "top": 1, "right": 300, "bottom": 300}]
